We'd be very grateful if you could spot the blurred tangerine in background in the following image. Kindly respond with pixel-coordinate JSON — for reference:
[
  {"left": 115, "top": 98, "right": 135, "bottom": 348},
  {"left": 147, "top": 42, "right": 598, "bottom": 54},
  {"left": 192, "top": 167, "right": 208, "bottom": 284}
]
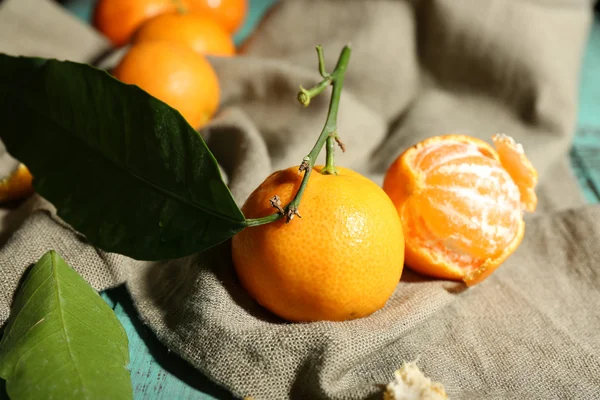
[
  {"left": 383, "top": 134, "right": 538, "bottom": 286},
  {"left": 133, "top": 13, "right": 236, "bottom": 57},
  {"left": 93, "top": 0, "right": 247, "bottom": 47},
  {"left": 0, "top": 164, "right": 34, "bottom": 204},
  {"left": 93, "top": 0, "right": 181, "bottom": 47},
  {"left": 91, "top": 0, "right": 248, "bottom": 129},
  {"left": 112, "top": 41, "right": 221, "bottom": 129}
]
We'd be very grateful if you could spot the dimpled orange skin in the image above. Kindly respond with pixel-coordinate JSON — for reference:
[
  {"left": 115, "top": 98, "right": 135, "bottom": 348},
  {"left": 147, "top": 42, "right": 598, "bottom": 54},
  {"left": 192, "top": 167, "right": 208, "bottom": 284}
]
[
  {"left": 383, "top": 134, "right": 537, "bottom": 286},
  {"left": 231, "top": 166, "right": 405, "bottom": 322},
  {"left": 112, "top": 41, "right": 220, "bottom": 130},
  {"left": 93, "top": 0, "right": 180, "bottom": 47},
  {"left": 133, "top": 13, "right": 236, "bottom": 57}
]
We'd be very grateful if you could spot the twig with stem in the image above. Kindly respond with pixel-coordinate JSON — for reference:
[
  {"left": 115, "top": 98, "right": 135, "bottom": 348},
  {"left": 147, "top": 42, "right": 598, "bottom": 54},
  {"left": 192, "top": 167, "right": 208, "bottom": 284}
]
[{"left": 245, "top": 44, "right": 351, "bottom": 227}]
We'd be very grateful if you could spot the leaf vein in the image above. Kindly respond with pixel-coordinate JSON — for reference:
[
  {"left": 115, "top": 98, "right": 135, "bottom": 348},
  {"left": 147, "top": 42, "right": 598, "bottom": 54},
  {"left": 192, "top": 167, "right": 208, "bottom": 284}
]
[
  {"left": 12, "top": 330, "right": 63, "bottom": 378},
  {"left": 0, "top": 273, "right": 53, "bottom": 352},
  {"left": 62, "top": 308, "right": 125, "bottom": 357},
  {"left": 52, "top": 252, "right": 87, "bottom": 396},
  {"left": 10, "top": 93, "right": 244, "bottom": 226}
]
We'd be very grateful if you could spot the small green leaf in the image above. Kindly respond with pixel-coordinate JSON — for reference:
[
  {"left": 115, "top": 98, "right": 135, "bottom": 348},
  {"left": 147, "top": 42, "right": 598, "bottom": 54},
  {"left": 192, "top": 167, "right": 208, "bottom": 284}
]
[
  {"left": 0, "top": 54, "right": 246, "bottom": 260},
  {"left": 0, "top": 250, "right": 132, "bottom": 400}
]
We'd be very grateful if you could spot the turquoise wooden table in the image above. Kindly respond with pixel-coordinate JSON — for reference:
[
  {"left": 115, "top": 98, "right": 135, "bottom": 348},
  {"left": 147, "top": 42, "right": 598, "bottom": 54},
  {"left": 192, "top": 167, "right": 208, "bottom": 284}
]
[{"left": 572, "top": 13, "right": 600, "bottom": 204}]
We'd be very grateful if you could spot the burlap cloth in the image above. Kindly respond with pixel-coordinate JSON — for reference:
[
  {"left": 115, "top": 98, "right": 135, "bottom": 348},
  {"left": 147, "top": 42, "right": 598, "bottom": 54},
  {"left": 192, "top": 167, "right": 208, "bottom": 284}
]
[{"left": 1, "top": 0, "right": 600, "bottom": 398}]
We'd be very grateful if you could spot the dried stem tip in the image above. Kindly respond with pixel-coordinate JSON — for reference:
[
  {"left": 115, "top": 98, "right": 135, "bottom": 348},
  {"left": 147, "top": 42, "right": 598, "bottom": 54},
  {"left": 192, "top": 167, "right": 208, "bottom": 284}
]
[
  {"left": 299, "top": 158, "right": 311, "bottom": 173},
  {"left": 334, "top": 136, "right": 346, "bottom": 152},
  {"left": 286, "top": 206, "right": 302, "bottom": 223},
  {"left": 270, "top": 195, "right": 285, "bottom": 214}
]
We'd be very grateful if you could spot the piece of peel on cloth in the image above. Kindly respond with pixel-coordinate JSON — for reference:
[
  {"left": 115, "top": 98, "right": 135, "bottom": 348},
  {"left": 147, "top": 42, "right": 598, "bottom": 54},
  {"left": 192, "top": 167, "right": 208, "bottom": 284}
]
[{"left": 384, "top": 362, "right": 448, "bottom": 400}]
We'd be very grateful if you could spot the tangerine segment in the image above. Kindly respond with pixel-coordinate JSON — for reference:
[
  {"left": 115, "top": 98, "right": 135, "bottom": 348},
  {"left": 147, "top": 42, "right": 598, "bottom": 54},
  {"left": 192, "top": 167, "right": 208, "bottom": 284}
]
[
  {"left": 383, "top": 134, "right": 537, "bottom": 286},
  {"left": 232, "top": 166, "right": 405, "bottom": 322},
  {"left": 492, "top": 134, "right": 538, "bottom": 212}
]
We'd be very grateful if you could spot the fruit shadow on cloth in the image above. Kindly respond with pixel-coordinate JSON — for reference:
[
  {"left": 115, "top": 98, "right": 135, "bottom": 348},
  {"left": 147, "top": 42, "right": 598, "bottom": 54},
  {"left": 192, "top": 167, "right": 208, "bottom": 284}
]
[
  {"left": 141, "top": 239, "right": 465, "bottom": 333},
  {"left": 142, "top": 240, "right": 285, "bottom": 327}
]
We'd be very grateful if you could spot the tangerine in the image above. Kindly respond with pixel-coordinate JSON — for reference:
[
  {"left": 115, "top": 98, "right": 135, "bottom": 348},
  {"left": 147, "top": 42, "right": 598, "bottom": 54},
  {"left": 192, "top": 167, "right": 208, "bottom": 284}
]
[
  {"left": 232, "top": 166, "right": 405, "bottom": 322},
  {"left": 112, "top": 41, "right": 220, "bottom": 130},
  {"left": 383, "top": 134, "right": 538, "bottom": 286},
  {"left": 93, "top": 0, "right": 181, "bottom": 47},
  {"left": 186, "top": 0, "right": 247, "bottom": 33},
  {"left": 133, "top": 13, "right": 235, "bottom": 57},
  {"left": 0, "top": 164, "right": 34, "bottom": 204}
]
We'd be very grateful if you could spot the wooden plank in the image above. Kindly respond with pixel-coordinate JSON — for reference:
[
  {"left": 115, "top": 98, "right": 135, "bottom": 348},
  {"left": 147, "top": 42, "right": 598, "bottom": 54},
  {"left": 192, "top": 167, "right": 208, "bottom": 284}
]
[
  {"left": 102, "top": 288, "right": 233, "bottom": 400},
  {"left": 571, "top": 128, "right": 600, "bottom": 204},
  {"left": 572, "top": 13, "right": 600, "bottom": 203},
  {"left": 576, "top": 14, "right": 600, "bottom": 129}
]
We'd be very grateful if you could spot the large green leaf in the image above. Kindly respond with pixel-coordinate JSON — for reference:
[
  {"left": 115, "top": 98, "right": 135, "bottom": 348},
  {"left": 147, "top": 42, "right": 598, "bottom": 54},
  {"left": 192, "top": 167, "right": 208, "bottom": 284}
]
[
  {"left": 0, "top": 54, "right": 245, "bottom": 260},
  {"left": 0, "top": 250, "right": 132, "bottom": 400}
]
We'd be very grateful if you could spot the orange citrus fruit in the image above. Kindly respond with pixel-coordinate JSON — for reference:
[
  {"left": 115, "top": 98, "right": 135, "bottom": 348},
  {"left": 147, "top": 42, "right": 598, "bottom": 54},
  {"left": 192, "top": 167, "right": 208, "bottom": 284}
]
[
  {"left": 186, "top": 0, "right": 247, "bottom": 33},
  {"left": 0, "top": 164, "right": 34, "bottom": 204},
  {"left": 93, "top": 0, "right": 182, "bottom": 47},
  {"left": 231, "top": 166, "right": 405, "bottom": 322},
  {"left": 133, "top": 13, "right": 235, "bottom": 57},
  {"left": 112, "top": 41, "right": 220, "bottom": 130},
  {"left": 383, "top": 134, "right": 538, "bottom": 286}
]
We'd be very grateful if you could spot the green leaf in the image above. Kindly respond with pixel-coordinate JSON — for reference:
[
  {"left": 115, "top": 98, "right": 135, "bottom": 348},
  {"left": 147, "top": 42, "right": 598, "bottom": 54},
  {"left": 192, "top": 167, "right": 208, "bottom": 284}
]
[
  {"left": 0, "top": 250, "right": 132, "bottom": 400},
  {"left": 0, "top": 54, "right": 246, "bottom": 261}
]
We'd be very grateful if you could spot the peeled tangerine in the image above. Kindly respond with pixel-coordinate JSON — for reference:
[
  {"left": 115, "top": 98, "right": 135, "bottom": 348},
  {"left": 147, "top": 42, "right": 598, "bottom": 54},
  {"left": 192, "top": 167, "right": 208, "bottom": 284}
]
[{"left": 383, "top": 134, "right": 538, "bottom": 286}]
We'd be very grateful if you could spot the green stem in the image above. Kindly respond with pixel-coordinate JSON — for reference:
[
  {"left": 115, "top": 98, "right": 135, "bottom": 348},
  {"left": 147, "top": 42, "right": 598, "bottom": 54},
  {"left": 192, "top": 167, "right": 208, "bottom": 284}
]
[
  {"left": 245, "top": 213, "right": 281, "bottom": 227},
  {"left": 298, "top": 80, "right": 330, "bottom": 107},
  {"left": 316, "top": 45, "right": 329, "bottom": 78},
  {"left": 321, "top": 136, "right": 337, "bottom": 175},
  {"left": 244, "top": 45, "right": 351, "bottom": 227}
]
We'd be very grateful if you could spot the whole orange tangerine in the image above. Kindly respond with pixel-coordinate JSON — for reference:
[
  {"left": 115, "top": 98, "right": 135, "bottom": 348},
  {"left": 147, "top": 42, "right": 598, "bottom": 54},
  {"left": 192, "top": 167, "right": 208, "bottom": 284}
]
[
  {"left": 186, "top": 0, "right": 247, "bottom": 33},
  {"left": 133, "top": 13, "right": 236, "bottom": 57},
  {"left": 93, "top": 0, "right": 181, "bottom": 47},
  {"left": 0, "top": 164, "right": 34, "bottom": 204},
  {"left": 112, "top": 41, "right": 220, "bottom": 130},
  {"left": 232, "top": 166, "right": 405, "bottom": 322},
  {"left": 383, "top": 134, "right": 538, "bottom": 286}
]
